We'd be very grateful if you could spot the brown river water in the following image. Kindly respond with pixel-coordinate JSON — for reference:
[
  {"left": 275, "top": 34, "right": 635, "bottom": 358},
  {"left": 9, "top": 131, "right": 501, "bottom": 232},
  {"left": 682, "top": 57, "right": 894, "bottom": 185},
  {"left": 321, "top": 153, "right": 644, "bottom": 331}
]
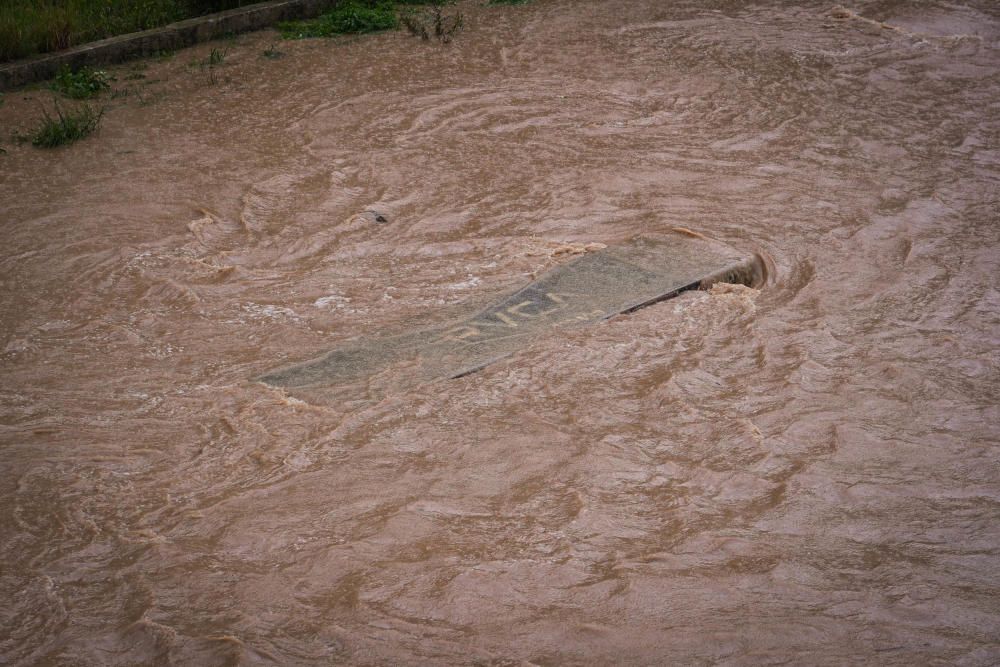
[{"left": 2, "top": 0, "right": 999, "bottom": 664}]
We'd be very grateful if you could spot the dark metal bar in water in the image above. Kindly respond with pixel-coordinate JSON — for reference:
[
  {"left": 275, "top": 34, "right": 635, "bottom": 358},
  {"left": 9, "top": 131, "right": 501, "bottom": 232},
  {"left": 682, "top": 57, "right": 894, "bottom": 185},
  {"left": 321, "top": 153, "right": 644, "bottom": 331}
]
[{"left": 257, "top": 232, "right": 763, "bottom": 390}]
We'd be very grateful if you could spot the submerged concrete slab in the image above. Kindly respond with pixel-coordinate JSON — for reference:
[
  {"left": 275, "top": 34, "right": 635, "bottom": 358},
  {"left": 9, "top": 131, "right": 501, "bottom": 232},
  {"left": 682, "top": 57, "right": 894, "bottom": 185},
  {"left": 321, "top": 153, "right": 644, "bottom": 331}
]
[{"left": 257, "top": 232, "right": 763, "bottom": 392}]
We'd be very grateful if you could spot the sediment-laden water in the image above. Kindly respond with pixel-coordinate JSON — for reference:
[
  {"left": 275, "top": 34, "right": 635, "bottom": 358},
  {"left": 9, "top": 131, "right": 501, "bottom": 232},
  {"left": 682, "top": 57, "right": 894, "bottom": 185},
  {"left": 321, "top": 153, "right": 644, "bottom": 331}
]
[{"left": 2, "top": 0, "right": 999, "bottom": 664}]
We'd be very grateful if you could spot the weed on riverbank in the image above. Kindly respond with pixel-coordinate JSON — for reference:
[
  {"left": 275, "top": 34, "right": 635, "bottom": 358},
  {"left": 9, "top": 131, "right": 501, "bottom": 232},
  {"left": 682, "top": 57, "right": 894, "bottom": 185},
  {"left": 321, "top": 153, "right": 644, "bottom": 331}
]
[
  {"left": 51, "top": 66, "right": 111, "bottom": 99},
  {"left": 278, "top": 1, "right": 399, "bottom": 38},
  {"left": 188, "top": 47, "right": 228, "bottom": 83},
  {"left": 29, "top": 102, "right": 104, "bottom": 148},
  {"left": 279, "top": 0, "right": 465, "bottom": 42},
  {"left": 401, "top": 0, "right": 463, "bottom": 42},
  {"left": 207, "top": 47, "right": 227, "bottom": 66}
]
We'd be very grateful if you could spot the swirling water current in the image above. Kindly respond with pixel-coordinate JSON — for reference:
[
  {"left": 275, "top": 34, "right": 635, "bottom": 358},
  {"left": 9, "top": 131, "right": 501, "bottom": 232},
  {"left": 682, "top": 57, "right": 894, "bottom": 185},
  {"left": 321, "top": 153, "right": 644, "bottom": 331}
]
[{"left": 1, "top": 0, "right": 999, "bottom": 664}]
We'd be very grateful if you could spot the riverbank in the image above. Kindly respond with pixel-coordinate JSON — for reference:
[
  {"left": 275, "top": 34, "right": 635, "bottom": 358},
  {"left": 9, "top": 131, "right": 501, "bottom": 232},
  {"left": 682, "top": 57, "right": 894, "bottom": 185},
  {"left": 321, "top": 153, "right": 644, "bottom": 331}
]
[
  {"left": 0, "top": 0, "right": 342, "bottom": 90},
  {"left": 0, "top": 0, "right": 489, "bottom": 152},
  {"left": 0, "top": 0, "right": 260, "bottom": 64}
]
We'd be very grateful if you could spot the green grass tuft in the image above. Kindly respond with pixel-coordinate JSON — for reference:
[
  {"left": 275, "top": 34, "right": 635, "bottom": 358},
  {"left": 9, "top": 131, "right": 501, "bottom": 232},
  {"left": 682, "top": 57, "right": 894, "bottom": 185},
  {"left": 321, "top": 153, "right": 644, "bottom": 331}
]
[
  {"left": 278, "top": 1, "right": 399, "bottom": 39},
  {"left": 207, "top": 46, "right": 226, "bottom": 65},
  {"left": 30, "top": 102, "right": 104, "bottom": 148},
  {"left": 51, "top": 65, "right": 111, "bottom": 99}
]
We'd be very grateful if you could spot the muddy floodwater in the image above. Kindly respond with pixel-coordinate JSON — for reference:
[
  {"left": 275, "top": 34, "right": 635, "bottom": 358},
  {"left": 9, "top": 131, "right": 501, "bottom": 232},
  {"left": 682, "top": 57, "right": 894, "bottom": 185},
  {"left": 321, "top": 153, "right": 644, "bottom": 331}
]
[{"left": 2, "top": 0, "right": 1000, "bottom": 664}]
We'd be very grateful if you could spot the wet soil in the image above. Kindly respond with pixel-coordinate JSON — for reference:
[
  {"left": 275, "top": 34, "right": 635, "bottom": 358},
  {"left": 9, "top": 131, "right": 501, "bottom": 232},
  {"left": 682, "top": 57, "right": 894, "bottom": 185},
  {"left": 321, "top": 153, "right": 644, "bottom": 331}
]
[{"left": 1, "top": 0, "right": 999, "bottom": 664}]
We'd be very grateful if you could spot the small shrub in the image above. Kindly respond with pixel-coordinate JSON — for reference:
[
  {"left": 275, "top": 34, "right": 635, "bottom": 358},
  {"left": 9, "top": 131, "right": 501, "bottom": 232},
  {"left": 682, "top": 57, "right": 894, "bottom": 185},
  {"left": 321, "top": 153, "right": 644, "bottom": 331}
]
[
  {"left": 51, "top": 65, "right": 111, "bottom": 99},
  {"left": 278, "top": 1, "right": 398, "bottom": 38},
  {"left": 400, "top": 12, "right": 428, "bottom": 39},
  {"left": 30, "top": 102, "right": 104, "bottom": 148},
  {"left": 401, "top": 1, "right": 463, "bottom": 43}
]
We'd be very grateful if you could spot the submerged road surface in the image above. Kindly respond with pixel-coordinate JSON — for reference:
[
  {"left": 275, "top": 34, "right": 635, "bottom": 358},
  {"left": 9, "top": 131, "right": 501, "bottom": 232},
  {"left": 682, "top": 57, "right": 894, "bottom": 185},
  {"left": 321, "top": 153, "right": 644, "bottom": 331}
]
[{"left": 1, "top": 0, "right": 999, "bottom": 664}]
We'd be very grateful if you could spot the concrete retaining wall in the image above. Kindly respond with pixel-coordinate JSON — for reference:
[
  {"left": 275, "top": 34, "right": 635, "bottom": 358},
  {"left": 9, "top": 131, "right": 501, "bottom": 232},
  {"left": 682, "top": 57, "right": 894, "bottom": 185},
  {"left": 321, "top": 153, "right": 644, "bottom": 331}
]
[{"left": 0, "top": 0, "right": 340, "bottom": 91}]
